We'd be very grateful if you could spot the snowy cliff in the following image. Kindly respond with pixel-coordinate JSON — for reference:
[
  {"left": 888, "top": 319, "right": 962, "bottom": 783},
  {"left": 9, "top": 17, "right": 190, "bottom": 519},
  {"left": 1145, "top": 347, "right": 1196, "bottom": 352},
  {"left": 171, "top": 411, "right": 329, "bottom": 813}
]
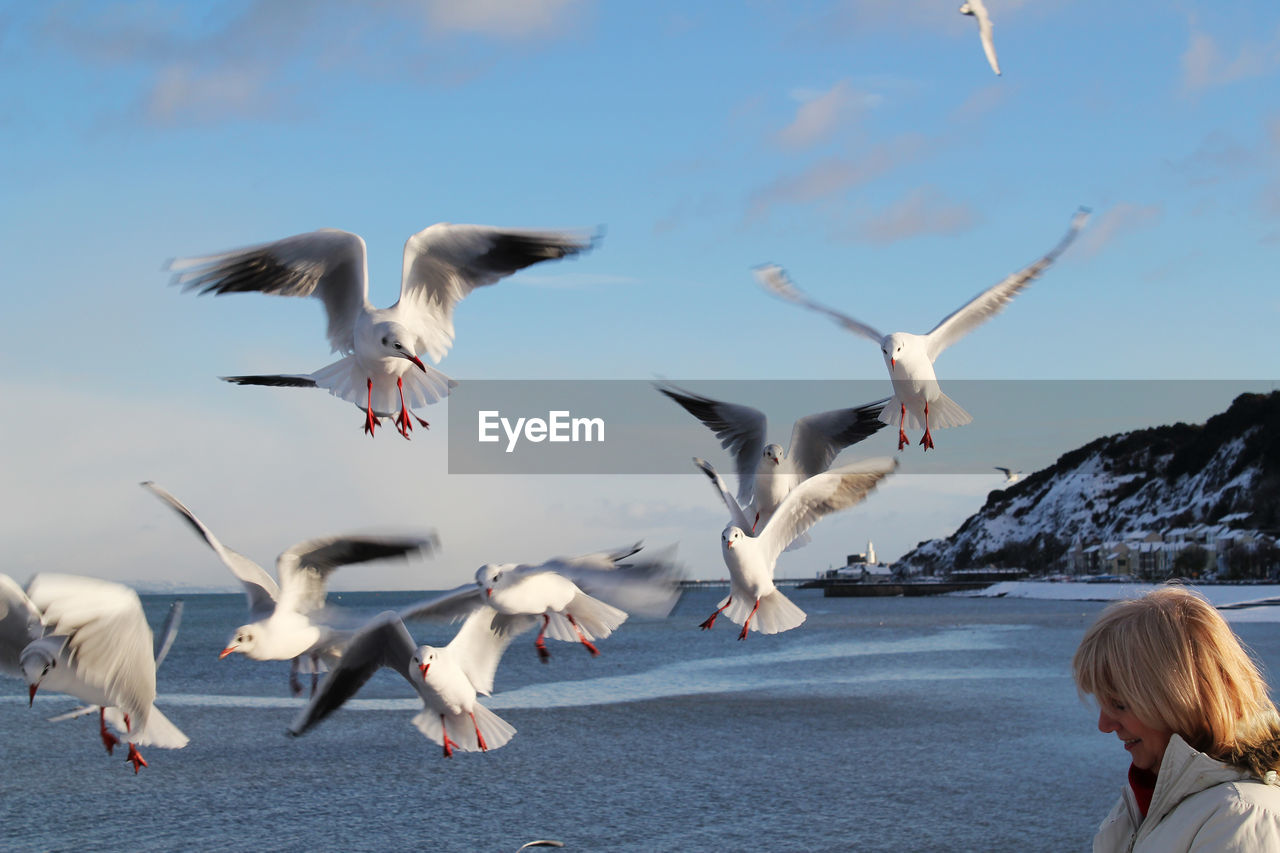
[{"left": 900, "top": 392, "right": 1280, "bottom": 573}]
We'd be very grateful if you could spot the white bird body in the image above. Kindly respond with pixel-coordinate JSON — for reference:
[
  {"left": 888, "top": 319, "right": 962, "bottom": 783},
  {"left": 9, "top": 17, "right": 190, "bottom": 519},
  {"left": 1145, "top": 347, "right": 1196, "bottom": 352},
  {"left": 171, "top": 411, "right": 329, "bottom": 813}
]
[
  {"left": 657, "top": 383, "right": 886, "bottom": 539},
  {"left": 757, "top": 208, "right": 1089, "bottom": 451},
  {"left": 959, "top": 0, "right": 1001, "bottom": 75},
  {"left": 290, "top": 608, "right": 525, "bottom": 757},
  {"left": 694, "top": 456, "right": 896, "bottom": 638},
  {"left": 167, "top": 223, "right": 598, "bottom": 438},
  {"left": 1, "top": 573, "right": 188, "bottom": 772},
  {"left": 141, "top": 482, "right": 436, "bottom": 689},
  {"left": 399, "top": 543, "right": 681, "bottom": 661}
]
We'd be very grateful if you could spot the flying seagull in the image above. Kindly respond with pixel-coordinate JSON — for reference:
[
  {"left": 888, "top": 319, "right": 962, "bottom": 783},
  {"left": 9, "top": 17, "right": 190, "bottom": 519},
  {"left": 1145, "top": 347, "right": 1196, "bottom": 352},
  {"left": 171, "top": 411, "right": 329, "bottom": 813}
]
[
  {"left": 693, "top": 456, "right": 895, "bottom": 639},
  {"left": 656, "top": 381, "right": 887, "bottom": 539},
  {"left": 399, "top": 544, "right": 682, "bottom": 662},
  {"left": 289, "top": 608, "right": 530, "bottom": 758},
  {"left": 959, "top": 0, "right": 1001, "bottom": 76},
  {"left": 141, "top": 481, "right": 436, "bottom": 691},
  {"left": 1, "top": 573, "right": 189, "bottom": 773},
  {"left": 756, "top": 207, "right": 1089, "bottom": 451},
  {"left": 167, "top": 223, "right": 599, "bottom": 438}
]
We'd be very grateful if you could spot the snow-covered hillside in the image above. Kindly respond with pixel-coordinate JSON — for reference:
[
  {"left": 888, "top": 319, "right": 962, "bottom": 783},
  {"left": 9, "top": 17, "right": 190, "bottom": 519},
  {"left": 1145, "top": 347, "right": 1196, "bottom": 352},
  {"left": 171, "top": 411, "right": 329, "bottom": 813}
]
[{"left": 900, "top": 392, "right": 1280, "bottom": 573}]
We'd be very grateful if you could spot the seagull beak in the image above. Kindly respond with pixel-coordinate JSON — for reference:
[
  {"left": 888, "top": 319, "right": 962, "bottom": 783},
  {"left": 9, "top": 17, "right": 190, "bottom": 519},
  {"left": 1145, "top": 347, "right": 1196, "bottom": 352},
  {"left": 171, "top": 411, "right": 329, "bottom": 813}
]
[
  {"left": 403, "top": 353, "right": 426, "bottom": 373},
  {"left": 419, "top": 662, "right": 429, "bottom": 679},
  {"left": 727, "top": 540, "right": 734, "bottom": 550},
  {"left": 486, "top": 587, "right": 493, "bottom": 598},
  {"left": 219, "top": 646, "right": 237, "bottom": 659},
  {"left": 28, "top": 684, "right": 37, "bottom": 706},
  {"left": 890, "top": 357, "right": 896, "bottom": 369}
]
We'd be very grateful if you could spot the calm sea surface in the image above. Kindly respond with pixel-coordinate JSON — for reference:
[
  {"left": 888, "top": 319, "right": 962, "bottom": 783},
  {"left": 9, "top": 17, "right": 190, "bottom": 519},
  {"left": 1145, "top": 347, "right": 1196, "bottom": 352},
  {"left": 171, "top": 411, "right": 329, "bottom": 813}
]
[{"left": 5, "top": 588, "right": 1280, "bottom": 852}]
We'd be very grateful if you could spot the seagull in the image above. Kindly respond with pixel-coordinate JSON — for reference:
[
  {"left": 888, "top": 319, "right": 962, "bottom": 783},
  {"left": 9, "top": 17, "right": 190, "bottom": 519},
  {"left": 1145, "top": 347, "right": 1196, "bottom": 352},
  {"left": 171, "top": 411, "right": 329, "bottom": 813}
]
[
  {"left": 656, "top": 382, "right": 887, "bottom": 539},
  {"left": 0, "top": 573, "right": 189, "bottom": 773},
  {"left": 289, "top": 607, "right": 531, "bottom": 758},
  {"left": 995, "top": 466, "right": 1022, "bottom": 484},
  {"left": 693, "top": 456, "right": 896, "bottom": 639},
  {"left": 400, "top": 544, "right": 682, "bottom": 662},
  {"left": 47, "top": 599, "right": 183, "bottom": 728},
  {"left": 756, "top": 207, "right": 1089, "bottom": 451},
  {"left": 959, "top": 0, "right": 1001, "bottom": 76},
  {"left": 166, "top": 223, "right": 599, "bottom": 438},
  {"left": 141, "top": 481, "right": 437, "bottom": 689}
]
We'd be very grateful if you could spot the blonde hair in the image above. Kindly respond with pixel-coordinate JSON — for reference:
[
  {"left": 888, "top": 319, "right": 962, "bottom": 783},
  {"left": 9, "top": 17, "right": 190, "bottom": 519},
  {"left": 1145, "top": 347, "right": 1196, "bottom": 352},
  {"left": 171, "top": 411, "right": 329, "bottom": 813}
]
[{"left": 1073, "top": 586, "right": 1280, "bottom": 778}]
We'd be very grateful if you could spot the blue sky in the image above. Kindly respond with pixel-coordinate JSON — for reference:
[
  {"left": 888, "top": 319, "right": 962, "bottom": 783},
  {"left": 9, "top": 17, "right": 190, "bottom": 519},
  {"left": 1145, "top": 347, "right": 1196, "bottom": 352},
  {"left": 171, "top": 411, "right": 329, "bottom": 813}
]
[{"left": 2, "top": 1, "right": 1278, "bottom": 589}]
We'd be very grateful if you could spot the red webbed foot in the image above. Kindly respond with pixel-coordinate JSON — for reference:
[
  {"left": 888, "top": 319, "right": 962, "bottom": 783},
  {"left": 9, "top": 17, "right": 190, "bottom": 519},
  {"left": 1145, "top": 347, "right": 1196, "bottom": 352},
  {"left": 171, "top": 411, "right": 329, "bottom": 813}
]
[
  {"left": 125, "top": 744, "right": 147, "bottom": 774},
  {"left": 919, "top": 428, "right": 934, "bottom": 451}
]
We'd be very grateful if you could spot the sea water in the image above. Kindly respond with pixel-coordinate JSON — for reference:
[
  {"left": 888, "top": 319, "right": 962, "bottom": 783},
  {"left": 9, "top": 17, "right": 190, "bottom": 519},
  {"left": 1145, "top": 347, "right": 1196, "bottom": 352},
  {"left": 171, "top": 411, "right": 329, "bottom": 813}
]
[{"left": 4, "top": 588, "right": 1279, "bottom": 852}]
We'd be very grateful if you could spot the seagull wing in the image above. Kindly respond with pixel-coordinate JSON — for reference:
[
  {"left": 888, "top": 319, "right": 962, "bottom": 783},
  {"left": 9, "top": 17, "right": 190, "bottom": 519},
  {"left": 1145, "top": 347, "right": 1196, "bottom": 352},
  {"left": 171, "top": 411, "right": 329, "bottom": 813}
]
[
  {"left": 539, "top": 546, "right": 684, "bottom": 619},
  {"left": 289, "top": 612, "right": 424, "bottom": 736},
  {"left": 787, "top": 397, "right": 890, "bottom": 480},
  {"left": 152, "top": 600, "right": 184, "bottom": 670},
  {"left": 970, "top": 0, "right": 1001, "bottom": 75},
  {"left": 166, "top": 229, "right": 371, "bottom": 355},
  {"left": 141, "top": 482, "right": 279, "bottom": 620},
  {"left": 397, "top": 583, "right": 484, "bottom": 623},
  {"left": 26, "top": 573, "right": 157, "bottom": 722},
  {"left": 757, "top": 458, "right": 897, "bottom": 565},
  {"left": 656, "top": 382, "right": 767, "bottom": 505},
  {"left": 446, "top": 606, "right": 532, "bottom": 696},
  {"left": 276, "top": 533, "right": 439, "bottom": 616},
  {"left": 755, "top": 264, "right": 885, "bottom": 343},
  {"left": 0, "top": 574, "right": 43, "bottom": 676},
  {"left": 925, "top": 208, "right": 1089, "bottom": 360},
  {"left": 393, "top": 223, "right": 598, "bottom": 364},
  {"left": 693, "top": 457, "right": 753, "bottom": 532}
]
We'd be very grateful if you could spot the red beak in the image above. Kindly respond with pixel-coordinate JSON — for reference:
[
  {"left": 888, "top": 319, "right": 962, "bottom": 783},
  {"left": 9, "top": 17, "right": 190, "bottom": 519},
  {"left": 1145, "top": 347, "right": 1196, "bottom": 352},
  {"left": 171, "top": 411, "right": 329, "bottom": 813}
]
[
  {"left": 219, "top": 646, "right": 236, "bottom": 659},
  {"left": 409, "top": 354, "right": 426, "bottom": 373},
  {"left": 727, "top": 541, "right": 734, "bottom": 550},
  {"left": 890, "top": 357, "right": 896, "bottom": 369},
  {"left": 28, "top": 684, "right": 37, "bottom": 707},
  {"left": 419, "top": 663, "right": 429, "bottom": 679},
  {"left": 486, "top": 588, "right": 492, "bottom": 598}
]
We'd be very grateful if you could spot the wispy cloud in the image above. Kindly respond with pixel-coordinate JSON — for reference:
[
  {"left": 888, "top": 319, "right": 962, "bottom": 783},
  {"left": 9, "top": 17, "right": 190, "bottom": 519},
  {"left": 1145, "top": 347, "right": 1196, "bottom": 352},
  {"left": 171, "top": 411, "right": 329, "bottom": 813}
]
[
  {"left": 423, "top": 0, "right": 586, "bottom": 39},
  {"left": 775, "top": 79, "right": 877, "bottom": 150},
  {"left": 745, "top": 134, "right": 927, "bottom": 224},
  {"left": 34, "top": 0, "right": 591, "bottom": 128},
  {"left": 837, "top": 187, "right": 979, "bottom": 245},
  {"left": 1074, "top": 202, "right": 1162, "bottom": 259},
  {"left": 1181, "top": 21, "right": 1280, "bottom": 93}
]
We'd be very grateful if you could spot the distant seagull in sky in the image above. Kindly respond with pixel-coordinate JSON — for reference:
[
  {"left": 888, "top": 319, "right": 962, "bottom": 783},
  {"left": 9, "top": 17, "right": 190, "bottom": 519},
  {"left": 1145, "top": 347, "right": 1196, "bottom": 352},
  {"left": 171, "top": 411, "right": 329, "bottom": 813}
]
[
  {"left": 166, "top": 223, "right": 599, "bottom": 438},
  {"left": 756, "top": 207, "right": 1089, "bottom": 451},
  {"left": 995, "top": 466, "right": 1022, "bottom": 484},
  {"left": 141, "top": 482, "right": 436, "bottom": 690},
  {"left": 401, "top": 544, "right": 681, "bottom": 662},
  {"left": 657, "top": 382, "right": 887, "bottom": 540},
  {"left": 0, "top": 573, "right": 188, "bottom": 773},
  {"left": 960, "top": 0, "right": 1001, "bottom": 76},
  {"left": 289, "top": 608, "right": 529, "bottom": 758},
  {"left": 693, "top": 456, "right": 895, "bottom": 639}
]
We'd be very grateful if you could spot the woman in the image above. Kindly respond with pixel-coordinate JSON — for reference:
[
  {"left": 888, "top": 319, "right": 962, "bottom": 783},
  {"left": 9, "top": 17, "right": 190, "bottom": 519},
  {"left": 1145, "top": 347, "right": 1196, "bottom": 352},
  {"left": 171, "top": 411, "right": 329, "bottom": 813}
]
[{"left": 1073, "top": 586, "right": 1280, "bottom": 852}]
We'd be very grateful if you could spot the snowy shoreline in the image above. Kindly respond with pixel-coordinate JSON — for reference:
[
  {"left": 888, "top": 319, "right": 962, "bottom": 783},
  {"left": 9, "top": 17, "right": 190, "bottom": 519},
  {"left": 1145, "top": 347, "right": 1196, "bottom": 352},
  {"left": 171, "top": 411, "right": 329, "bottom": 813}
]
[{"left": 965, "top": 580, "right": 1280, "bottom": 621}]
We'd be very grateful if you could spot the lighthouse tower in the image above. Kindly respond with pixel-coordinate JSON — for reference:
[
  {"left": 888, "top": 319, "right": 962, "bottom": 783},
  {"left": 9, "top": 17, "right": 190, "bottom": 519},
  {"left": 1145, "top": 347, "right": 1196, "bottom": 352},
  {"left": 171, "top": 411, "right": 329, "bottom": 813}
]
[{"left": 866, "top": 540, "right": 876, "bottom": 565}]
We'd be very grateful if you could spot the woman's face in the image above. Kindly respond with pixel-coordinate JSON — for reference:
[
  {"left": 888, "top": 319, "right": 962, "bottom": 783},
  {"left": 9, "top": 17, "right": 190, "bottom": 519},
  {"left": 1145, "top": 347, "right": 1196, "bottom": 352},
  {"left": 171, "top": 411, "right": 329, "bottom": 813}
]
[{"left": 1097, "top": 698, "right": 1173, "bottom": 773}]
